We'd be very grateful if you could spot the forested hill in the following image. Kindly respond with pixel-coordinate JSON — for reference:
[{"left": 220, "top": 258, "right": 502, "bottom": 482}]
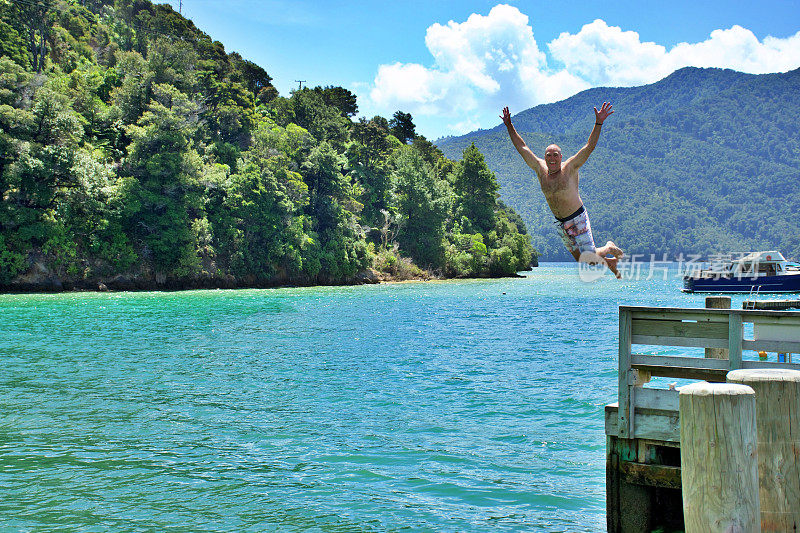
[
  {"left": 437, "top": 67, "right": 800, "bottom": 261},
  {"left": 0, "top": 0, "right": 533, "bottom": 291}
]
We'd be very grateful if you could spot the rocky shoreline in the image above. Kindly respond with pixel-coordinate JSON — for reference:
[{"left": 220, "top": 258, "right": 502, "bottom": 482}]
[
  {"left": 0, "top": 266, "right": 530, "bottom": 294},
  {"left": 0, "top": 269, "right": 394, "bottom": 294}
]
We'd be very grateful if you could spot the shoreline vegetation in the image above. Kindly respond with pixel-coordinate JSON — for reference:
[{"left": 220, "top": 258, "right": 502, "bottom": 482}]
[{"left": 0, "top": 0, "right": 536, "bottom": 294}]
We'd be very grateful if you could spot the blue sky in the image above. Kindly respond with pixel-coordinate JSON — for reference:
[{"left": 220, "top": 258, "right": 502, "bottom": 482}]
[{"left": 161, "top": 1, "right": 800, "bottom": 140}]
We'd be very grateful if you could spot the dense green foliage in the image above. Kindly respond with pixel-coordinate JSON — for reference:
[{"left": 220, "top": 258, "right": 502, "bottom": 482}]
[
  {"left": 0, "top": 0, "right": 533, "bottom": 288},
  {"left": 438, "top": 67, "right": 800, "bottom": 261}
]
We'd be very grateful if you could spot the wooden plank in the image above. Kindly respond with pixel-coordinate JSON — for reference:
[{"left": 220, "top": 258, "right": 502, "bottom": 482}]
[
  {"left": 632, "top": 319, "right": 728, "bottom": 339},
  {"left": 620, "top": 461, "right": 682, "bottom": 490},
  {"left": 742, "top": 339, "right": 800, "bottom": 353},
  {"left": 622, "top": 305, "right": 800, "bottom": 319},
  {"left": 631, "top": 354, "right": 730, "bottom": 370},
  {"left": 635, "top": 387, "right": 679, "bottom": 411},
  {"left": 632, "top": 365, "right": 728, "bottom": 382},
  {"left": 629, "top": 385, "right": 637, "bottom": 438},
  {"left": 743, "top": 299, "right": 800, "bottom": 311},
  {"left": 606, "top": 404, "right": 680, "bottom": 442},
  {"left": 706, "top": 297, "right": 731, "bottom": 359},
  {"left": 744, "top": 315, "right": 800, "bottom": 326},
  {"left": 729, "top": 313, "right": 743, "bottom": 370},
  {"left": 618, "top": 309, "right": 632, "bottom": 439},
  {"left": 631, "top": 334, "right": 729, "bottom": 349},
  {"left": 630, "top": 310, "right": 730, "bottom": 323},
  {"left": 631, "top": 354, "right": 730, "bottom": 381},
  {"left": 605, "top": 405, "right": 619, "bottom": 436},
  {"left": 606, "top": 438, "right": 655, "bottom": 533},
  {"left": 739, "top": 309, "right": 800, "bottom": 319},
  {"left": 623, "top": 305, "right": 733, "bottom": 315},
  {"left": 753, "top": 323, "right": 800, "bottom": 340}
]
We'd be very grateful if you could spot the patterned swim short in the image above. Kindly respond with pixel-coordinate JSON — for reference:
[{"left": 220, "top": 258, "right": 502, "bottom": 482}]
[{"left": 555, "top": 205, "right": 596, "bottom": 255}]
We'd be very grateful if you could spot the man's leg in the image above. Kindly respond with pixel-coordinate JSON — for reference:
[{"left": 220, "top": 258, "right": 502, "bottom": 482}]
[{"left": 603, "top": 256, "right": 621, "bottom": 278}]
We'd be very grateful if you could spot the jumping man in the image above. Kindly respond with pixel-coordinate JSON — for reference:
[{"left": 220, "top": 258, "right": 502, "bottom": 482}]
[{"left": 500, "top": 102, "right": 623, "bottom": 278}]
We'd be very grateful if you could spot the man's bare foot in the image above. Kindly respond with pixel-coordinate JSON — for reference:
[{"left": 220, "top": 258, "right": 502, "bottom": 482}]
[
  {"left": 604, "top": 240, "right": 624, "bottom": 258},
  {"left": 578, "top": 251, "right": 622, "bottom": 279}
]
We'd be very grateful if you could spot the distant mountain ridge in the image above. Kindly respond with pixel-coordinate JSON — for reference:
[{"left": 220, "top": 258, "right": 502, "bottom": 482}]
[{"left": 436, "top": 67, "right": 800, "bottom": 261}]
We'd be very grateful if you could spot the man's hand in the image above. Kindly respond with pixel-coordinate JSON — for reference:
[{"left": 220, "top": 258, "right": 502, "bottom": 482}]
[
  {"left": 594, "top": 102, "right": 613, "bottom": 124},
  {"left": 500, "top": 106, "right": 513, "bottom": 127},
  {"left": 500, "top": 106, "right": 544, "bottom": 174},
  {"left": 567, "top": 102, "right": 612, "bottom": 170}
]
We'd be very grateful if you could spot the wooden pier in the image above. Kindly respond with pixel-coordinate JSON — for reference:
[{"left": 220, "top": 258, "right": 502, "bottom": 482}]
[
  {"left": 606, "top": 305, "right": 800, "bottom": 532},
  {"left": 743, "top": 298, "right": 800, "bottom": 310}
]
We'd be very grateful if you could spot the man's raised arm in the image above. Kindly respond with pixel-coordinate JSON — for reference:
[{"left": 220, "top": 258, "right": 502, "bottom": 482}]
[
  {"left": 565, "top": 102, "right": 614, "bottom": 170},
  {"left": 501, "top": 107, "right": 544, "bottom": 175}
]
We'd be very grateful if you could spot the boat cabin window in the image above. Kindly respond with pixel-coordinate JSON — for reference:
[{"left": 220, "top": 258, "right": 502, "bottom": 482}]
[
  {"left": 757, "top": 263, "right": 777, "bottom": 276},
  {"left": 737, "top": 261, "right": 759, "bottom": 276}
]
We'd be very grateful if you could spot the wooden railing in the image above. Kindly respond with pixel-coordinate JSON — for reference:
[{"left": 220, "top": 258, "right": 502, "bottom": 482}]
[{"left": 610, "top": 306, "right": 800, "bottom": 441}]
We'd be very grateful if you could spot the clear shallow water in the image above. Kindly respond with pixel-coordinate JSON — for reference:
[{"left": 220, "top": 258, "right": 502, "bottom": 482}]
[{"left": 0, "top": 264, "right": 758, "bottom": 531}]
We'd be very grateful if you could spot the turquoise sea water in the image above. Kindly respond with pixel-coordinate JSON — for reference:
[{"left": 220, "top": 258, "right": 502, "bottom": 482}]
[{"left": 1, "top": 264, "right": 758, "bottom": 532}]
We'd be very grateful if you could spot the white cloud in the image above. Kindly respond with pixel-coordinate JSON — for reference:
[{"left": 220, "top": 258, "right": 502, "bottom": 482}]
[
  {"left": 549, "top": 21, "right": 800, "bottom": 86},
  {"left": 547, "top": 19, "right": 671, "bottom": 86},
  {"left": 368, "top": 4, "right": 560, "bottom": 119},
  {"left": 668, "top": 26, "right": 800, "bottom": 74},
  {"left": 362, "top": 4, "right": 800, "bottom": 139},
  {"left": 370, "top": 62, "right": 470, "bottom": 115}
]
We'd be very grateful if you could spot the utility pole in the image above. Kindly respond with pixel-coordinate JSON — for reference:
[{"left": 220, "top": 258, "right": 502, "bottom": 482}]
[
  {"left": 295, "top": 80, "right": 306, "bottom": 90},
  {"left": 179, "top": 0, "right": 182, "bottom": 14}
]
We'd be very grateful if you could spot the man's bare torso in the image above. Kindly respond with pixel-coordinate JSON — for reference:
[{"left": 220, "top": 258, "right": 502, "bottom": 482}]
[{"left": 536, "top": 165, "right": 583, "bottom": 219}]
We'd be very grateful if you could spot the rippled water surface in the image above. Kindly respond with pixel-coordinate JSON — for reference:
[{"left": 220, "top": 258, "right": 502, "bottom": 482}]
[{"left": 1, "top": 264, "right": 754, "bottom": 531}]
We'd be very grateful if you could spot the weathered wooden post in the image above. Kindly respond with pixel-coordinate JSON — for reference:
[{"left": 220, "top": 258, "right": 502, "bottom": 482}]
[
  {"left": 706, "top": 296, "right": 731, "bottom": 359},
  {"left": 727, "top": 369, "right": 800, "bottom": 532},
  {"left": 680, "top": 382, "right": 760, "bottom": 533}
]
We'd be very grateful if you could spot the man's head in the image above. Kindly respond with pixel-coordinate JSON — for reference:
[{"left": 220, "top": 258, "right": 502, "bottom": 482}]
[{"left": 544, "top": 144, "right": 562, "bottom": 173}]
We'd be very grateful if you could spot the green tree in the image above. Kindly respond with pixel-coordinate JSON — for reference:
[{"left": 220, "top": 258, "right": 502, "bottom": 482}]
[
  {"left": 452, "top": 143, "right": 499, "bottom": 233},
  {"left": 300, "top": 141, "right": 371, "bottom": 281},
  {"left": 147, "top": 37, "right": 197, "bottom": 94},
  {"left": 8, "top": 0, "right": 53, "bottom": 72},
  {"left": 111, "top": 50, "right": 154, "bottom": 124},
  {"left": 66, "top": 62, "right": 115, "bottom": 140},
  {"left": 122, "top": 83, "right": 203, "bottom": 275},
  {"left": 54, "top": 148, "right": 138, "bottom": 276},
  {"left": 487, "top": 212, "right": 534, "bottom": 274},
  {"left": 5, "top": 82, "right": 83, "bottom": 214},
  {"left": 302, "top": 141, "right": 353, "bottom": 232},
  {"left": 272, "top": 89, "right": 350, "bottom": 149},
  {"left": 346, "top": 117, "right": 399, "bottom": 227},
  {"left": 313, "top": 85, "right": 358, "bottom": 118},
  {"left": 389, "top": 110, "right": 416, "bottom": 144},
  {"left": 229, "top": 53, "right": 273, "bottom": 98},
  {"left": 219, "top": 162, "right": 304, "bottom": 280},
  {"left": 0, "top": 5, "right": 29, "bottom": 67},
  {"left": 392, "top": 147, "right": 450, "bottom": 267}
]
